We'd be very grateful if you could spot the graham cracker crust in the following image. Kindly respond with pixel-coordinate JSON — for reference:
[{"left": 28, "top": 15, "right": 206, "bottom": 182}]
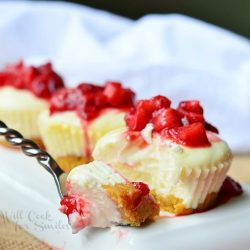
[
  {"left": 56, "top": 155, "right": 92, "bottom": 173},
  {"left": 154, "top": 192, "right": 218, "bottom": 215},
  {"left": 103, "top": 183, "right": 160, "bottom": 226}
]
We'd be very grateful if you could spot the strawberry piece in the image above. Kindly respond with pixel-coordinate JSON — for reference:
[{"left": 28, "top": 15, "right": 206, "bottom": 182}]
[
  {"left": 169, "top": 122, "right": 211, "bottom": 147},
  {"left": 178, "top": 100, "right": 219, "bottom": 134},
  {"left": 152, "top": 108, "right": 182, "bottom": 132},
  {"left": 178, "top": 110, "right": 204, "bottom": 125},
  {"left": 121, "top": 88, "right": 135, "bottom": 107},
  {"left": 131, "top": 182, "right": 150, "bottom": 208},
  {"left": 51, "top": 81, "right": 134, "bottom": 121},
  {"left": 30, "top": 71, "right": 64, "bottom": 99},
  {"left": 132, "top": 182, "right": 150, "bottom": 196},
  {"left": 60, "top": 195, "right": 79, "bottom": 217},
  {"left": 217, "top": 176, "right": 243, "bottom": 204},
  {"left": 0, "top": 61, "right": 64, "bottom": 98},
  {"left": 60, "top": 194, "right": 89, "bottom": 217},
  {"left": 37, "top": 62, "right": 52, "bottom": 74},
  {"left": 150, "top": 95, "right": 171, "bottom": 110},
  {"left": 125, "top": 108, "right": 150, "bottom": 131},
  {"left": 135, "top": 99, "right": 155, "bottom": 115},
  {"left": 0, "top": 72, "right": 10, "bottom": 86},
  {"left": 50, "top": 88, "right": 84, "bottom": 113},
  {"left": 103, "top": 81, "right": 124, "bottom": 106},
  {"left": 221, "top": 176, "right": 243, "bottom": 196},
  {"left": 135, "top": 96, "right": 171, "bottom": 117},
  {"left": 77, "top": 83, "right": 104, "bottom": 93},
  {"left": 178, "top": 100, "right": 203, "bottom": 114},
  {"left": 94, "top": 92, "right": 108, "bottom": 108},
  {"left": 104, "top": 81, "right": 135, "bottom": 107}
]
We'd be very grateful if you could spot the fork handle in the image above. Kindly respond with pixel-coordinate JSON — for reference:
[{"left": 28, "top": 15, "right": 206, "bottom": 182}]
[{"left": 0, "top": 120, "right": 64, "bottom": 198}]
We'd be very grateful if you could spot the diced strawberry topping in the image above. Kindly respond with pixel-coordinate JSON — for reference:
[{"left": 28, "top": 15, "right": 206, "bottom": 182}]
[
  {"left": 152, "top": 108, "right": 182, "bottom": 132},
  {"left": 60, "top": 194, "right": 92, "bottom": 232},
  {"left": 167, "top": 122, "right": 211, "bottom": 147},
  {"left": 132, "top": 182, "right": 150, "bottom": 196},
  {"left": 135, "top": 95, "right": 171, "bottom": 115},
  {"left": 60, "top": 195, "right": 78, "bottom": 217},
  {"left": 150, "top": 95, "right": 171, "bottom": 110},
  {"left": 50, "top": 81, "right": 135, "bottom": 121},
  {"left": 50, "top": 88, "right": 83, "bottom": 112},
  {"left": 131, "top": 182, "right": 150, "bottom": 208},
  {"left": 125, "top": 95, "right": 217, "bottom": 147},
  {"left": 178, "top": 100, "right": 203, "bottom": 114},
  {"left": 177, "top": 100, "right": 218, "bottom": 133},
  {"left": 77, "top": 83, "right": 104, "bottom": 93},
  {"left": 136, "top": 99, "right": 155, "bottom": 114},
  {"left": 0, "top": 61, "right": 64, "bottom": 99},
  {"left": 104, "top": 81, "right": 135, "bottom": 107},
  {"left": 125, "top": 108, "right": 150, "bottom": 131},
  {"left": 178, "top": 110, "right": 205, "bottom": 124},
  {"left": 0, "top": 72, "right": 10, "bottom": 87},
  {"left": 60, "top": 194, "right": 89, "bottom": 217}
]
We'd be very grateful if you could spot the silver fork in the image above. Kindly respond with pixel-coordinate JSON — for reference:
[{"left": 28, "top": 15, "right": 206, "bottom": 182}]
[{"left": 0, "top": 120, "right": 64, "bottom": 199}]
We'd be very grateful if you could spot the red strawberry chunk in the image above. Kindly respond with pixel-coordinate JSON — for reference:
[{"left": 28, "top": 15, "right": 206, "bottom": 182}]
[
  {"left": 151, "top": 95, "right": 171, "bottom": 110},
  {"left": 220, "top": 176, "right": 243, "bottom": 196},
  {"left": 77, "top": 83, "right": 104, "bottom": 93},
  {"left": 50, "top": 81, "right": 134, "bottom": 121},
  {"left": 178, "top": 100, "right": 203, "bottom": 114},
  {"left": 132, "top": 182, "right": 150, "bottom": 196},
  {"left": 60, "top": 195, "right": 79, "bottom": 217},
  {"left": 178, "top": 110, "right": 204, "bottom": 125},
  {"left": 152, "top": 108, "right": 182, "bottom": 132},
  {"left": 60, "top": 194, "right": 89, "bottom": 217},
  {"left": 104, "top": 81, "right": 135, "bottom": 107},
  {"left": 0, "top": 72, "right": 10, "bottom": 86},
  {"left": 168, "top": 122, "right": 211, "bottom": 147},
  {"left": 135, "top": 95, "right": 171, "bottom": 115},
  {"left": 104, "top": 81, "right": 123, "bottom": 106},
  {"left": 136, "top": 99, "right": 155, "bottom": 114},
  {"left": 125, "top": 108, "right": 150, "bottom": 131},
  {"left": 131, "top": 182, "right": 150, "bottom": 208},
  {"left": 0, "top": 61, "right": 64, "bottom": 99}
]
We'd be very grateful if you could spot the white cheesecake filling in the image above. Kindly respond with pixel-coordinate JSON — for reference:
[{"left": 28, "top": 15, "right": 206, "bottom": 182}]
[
  {"left": 93, "top": 128, "right": 232, "bottom": 209},
  {"left": 0, "top": 86, "right": 48, "bottom": 138},
  {"left": 39, "top": 109, "right": 126, "bottom": 158},
  {"left": 67, "top": 161, "right": 127, "bottom": 228},
  {"left": 39, "top": 111, "right": 85, "bottom": 158}
]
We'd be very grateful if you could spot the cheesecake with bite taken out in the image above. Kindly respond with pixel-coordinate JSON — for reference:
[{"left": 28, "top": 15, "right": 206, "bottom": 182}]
[
  {"left": 93, "top": 96, "right": 233, "bottom": 215},
  {"left": 39, "top": 82, "right": 135, "bottom": 172},
  {"left": 0, "top": 61, "right": 64, "bottom": 147},
  {"left": 60, "top": 161, "right": 160, "bottom": 233}
]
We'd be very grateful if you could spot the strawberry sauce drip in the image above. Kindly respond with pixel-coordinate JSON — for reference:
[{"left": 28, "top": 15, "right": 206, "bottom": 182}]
[
  {"left": 217, "top": 176, "right": 243, "bottom": 205},
  {"left": 0, "top": 61, "right": 64, "bottom": 99},
  {"left": 125, "top": 97, "right": 218, "bottom": 148},
  {"left": 50, "top": 82, "right": 135, "bottom": 121}
]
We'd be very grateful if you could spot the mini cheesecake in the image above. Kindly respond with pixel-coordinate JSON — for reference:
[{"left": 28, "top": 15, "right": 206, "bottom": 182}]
[
  {"left": 39, "top": 82, "right": 135, "bottom": 172},
  {"left": 60, "top": 161, "right": 160, "bottom": 233},
  {"left": 93, "top": 96, "right": 233, "bottom": 215},
  {"left": 0, "top": 61, "right": 64, "bottom": 147}
]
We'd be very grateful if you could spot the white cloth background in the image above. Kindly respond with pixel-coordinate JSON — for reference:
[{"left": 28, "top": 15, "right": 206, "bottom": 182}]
[{"left": 0, "top": 1, "right": 250, "bottom": 153}]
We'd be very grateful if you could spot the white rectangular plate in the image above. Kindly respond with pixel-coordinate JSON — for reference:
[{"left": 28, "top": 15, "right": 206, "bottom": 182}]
[{"left": 0, "top": 146, "right": 250, "bottom": 250}]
